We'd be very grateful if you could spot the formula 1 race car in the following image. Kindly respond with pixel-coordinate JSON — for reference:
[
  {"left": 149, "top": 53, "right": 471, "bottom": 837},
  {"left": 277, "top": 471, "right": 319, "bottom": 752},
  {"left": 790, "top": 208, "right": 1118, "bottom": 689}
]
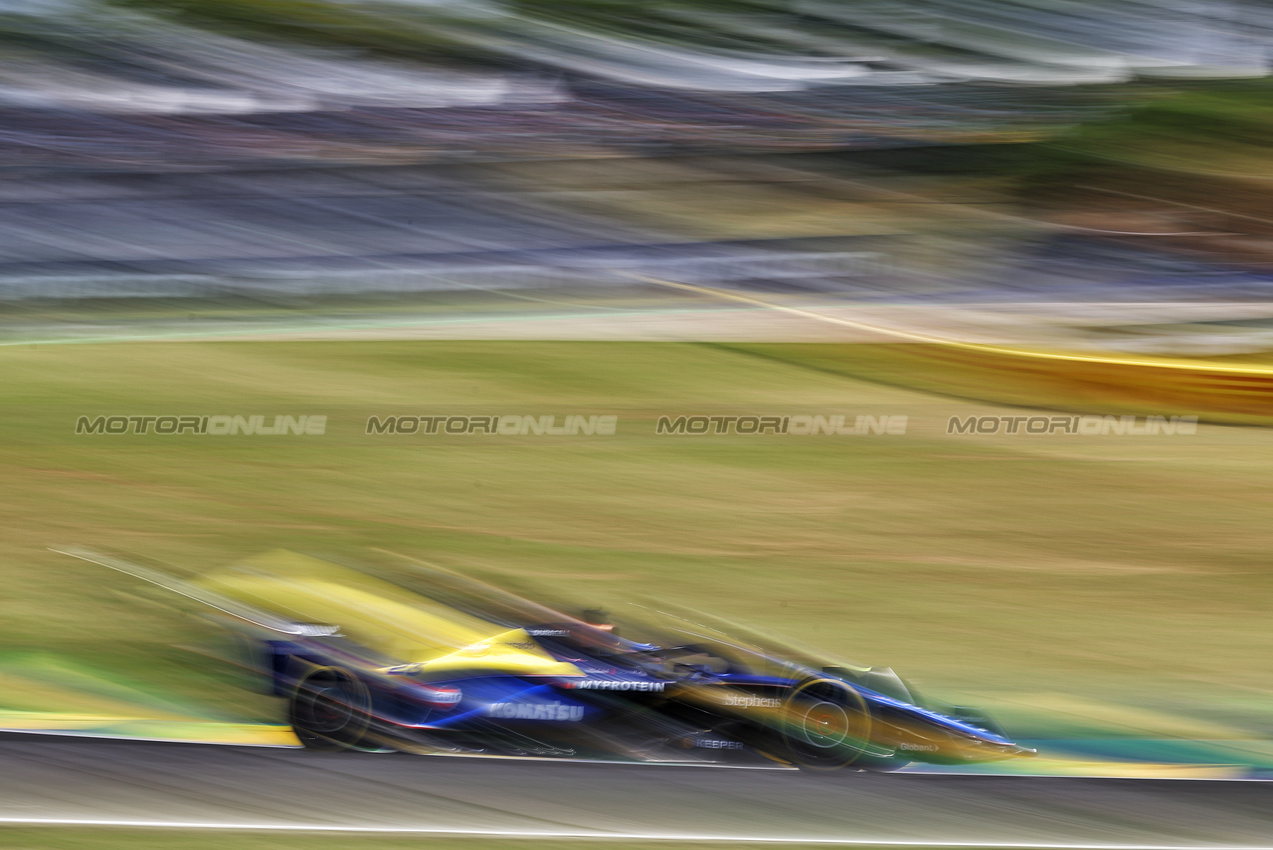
[{"left": 59, "top": 547, "right": 1034, "bottom": 772}]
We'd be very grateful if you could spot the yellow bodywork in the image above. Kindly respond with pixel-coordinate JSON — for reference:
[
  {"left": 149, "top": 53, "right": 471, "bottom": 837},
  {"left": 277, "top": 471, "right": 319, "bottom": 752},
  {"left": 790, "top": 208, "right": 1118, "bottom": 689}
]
[
  {"left": 196, "top": 550, "right": 582, "bottom": 677},
  {"left": 414, "top": 628, "right": 583, "bottom": 678}
]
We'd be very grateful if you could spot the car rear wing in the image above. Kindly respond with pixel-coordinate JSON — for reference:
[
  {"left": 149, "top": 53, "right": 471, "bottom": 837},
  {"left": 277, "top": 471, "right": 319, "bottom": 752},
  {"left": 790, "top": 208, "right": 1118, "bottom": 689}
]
[{"left": 50, "top": 546, "right": 341, "bottom": 638}]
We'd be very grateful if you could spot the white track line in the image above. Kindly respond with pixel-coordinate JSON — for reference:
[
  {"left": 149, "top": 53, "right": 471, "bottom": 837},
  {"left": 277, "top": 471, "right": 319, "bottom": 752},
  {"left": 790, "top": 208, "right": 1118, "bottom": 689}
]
[
  {"left": 626, "top": 274, "right": 1273, "bottom": 375},
  {"left": 1, "top": 818, "right": 1271, "bottom": 848}
]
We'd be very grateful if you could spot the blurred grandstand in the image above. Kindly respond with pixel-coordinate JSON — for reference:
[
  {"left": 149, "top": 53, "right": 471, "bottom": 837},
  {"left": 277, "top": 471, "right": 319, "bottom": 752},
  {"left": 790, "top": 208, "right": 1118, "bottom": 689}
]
[
  {"left": 4, "top": 0, "right": 1273, "bottom": 357},
  {"left": 1, "top": 0, "right": 1265, "bottom": 169}
]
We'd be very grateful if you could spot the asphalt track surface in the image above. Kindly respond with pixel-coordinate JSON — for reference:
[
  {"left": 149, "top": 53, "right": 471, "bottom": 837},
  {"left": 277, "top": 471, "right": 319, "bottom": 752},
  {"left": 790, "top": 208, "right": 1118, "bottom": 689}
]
[{"left": 1, "top": 736, "right": 1271, "bottom": 845}]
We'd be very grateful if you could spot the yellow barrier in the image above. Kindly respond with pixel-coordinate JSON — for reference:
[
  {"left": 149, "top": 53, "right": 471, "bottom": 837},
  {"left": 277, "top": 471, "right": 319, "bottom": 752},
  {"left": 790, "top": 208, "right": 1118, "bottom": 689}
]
[
  {"left": 633, "top": 275, "right": 1273, "bottom": 425},
  {"left": 740, "top": 342, "right": 1273, "bottom": 426}
]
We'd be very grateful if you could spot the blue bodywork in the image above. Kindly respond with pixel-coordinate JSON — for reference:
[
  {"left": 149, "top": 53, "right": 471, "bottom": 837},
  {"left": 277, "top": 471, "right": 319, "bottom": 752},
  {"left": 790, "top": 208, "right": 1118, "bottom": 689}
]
[{"left": 265, "top": 624, "right": 1028, "bottom": 767}]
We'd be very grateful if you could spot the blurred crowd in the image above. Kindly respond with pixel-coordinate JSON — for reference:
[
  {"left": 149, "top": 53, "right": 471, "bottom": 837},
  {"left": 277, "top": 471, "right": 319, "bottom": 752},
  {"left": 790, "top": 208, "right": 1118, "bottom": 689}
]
[{"left": 3, "top": 0, "right": 1265, "bottom": 168}]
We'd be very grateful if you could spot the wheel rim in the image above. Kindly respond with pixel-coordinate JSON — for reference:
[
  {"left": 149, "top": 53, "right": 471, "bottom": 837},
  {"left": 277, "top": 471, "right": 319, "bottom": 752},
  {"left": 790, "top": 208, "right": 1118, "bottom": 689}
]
[
  {"left": 292, "top": 670, "right": 370, "bottom": 748},
  {"left": 303, "top": 682, "right": 357, "bottom": 733},
  {"left": 798, "top": 699, "right": 852, "bottom": 749}
]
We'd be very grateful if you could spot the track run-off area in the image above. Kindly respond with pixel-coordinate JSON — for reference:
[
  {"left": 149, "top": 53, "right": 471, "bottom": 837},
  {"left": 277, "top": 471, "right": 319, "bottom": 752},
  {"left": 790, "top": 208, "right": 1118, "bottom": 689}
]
[{"left": 0, "top": 736, "right": 1271, "bottom": 846}]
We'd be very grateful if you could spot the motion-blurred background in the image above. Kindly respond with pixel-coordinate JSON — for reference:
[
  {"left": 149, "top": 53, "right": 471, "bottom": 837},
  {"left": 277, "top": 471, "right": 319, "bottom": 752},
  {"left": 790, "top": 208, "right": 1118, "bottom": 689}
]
[
  {"left": 0, "top": 0, "right": 1271, "bottom": 325},
  {"left": 5, "top": 0, "right": 1273, "bottom": 358}
]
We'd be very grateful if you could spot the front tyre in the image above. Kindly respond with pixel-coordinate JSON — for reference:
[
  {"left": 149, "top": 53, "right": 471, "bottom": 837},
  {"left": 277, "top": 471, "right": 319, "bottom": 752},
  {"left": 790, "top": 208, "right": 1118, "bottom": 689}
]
[
  {"left": 780, "top": 678, "right": 872, "bottom": 771},
  {"left": 289, "top": 667, "right": 372, "bottom": 752}
]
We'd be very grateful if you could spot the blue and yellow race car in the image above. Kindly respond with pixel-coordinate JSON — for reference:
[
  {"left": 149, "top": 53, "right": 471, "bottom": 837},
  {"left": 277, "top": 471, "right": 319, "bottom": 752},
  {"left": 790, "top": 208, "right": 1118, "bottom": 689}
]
[{"left": 63, "top": 547, "right": 1034, "bottom": 772}]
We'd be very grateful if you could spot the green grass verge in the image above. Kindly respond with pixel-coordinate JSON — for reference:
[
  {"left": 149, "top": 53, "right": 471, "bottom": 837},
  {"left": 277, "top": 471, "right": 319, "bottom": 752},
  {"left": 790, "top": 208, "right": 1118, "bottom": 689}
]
[{"left": 2, "top": 340, "right": 1272, "bottom": 740}]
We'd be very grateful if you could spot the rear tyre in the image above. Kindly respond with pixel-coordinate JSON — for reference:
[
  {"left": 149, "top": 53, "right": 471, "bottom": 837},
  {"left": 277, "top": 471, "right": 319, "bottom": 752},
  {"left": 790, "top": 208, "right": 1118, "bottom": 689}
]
[
  {"left": 780, "top": 678, "right": 872, "bottom": 771},
  {"left": 289, "top": 667, "right": 372, "bottom": 752}
]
